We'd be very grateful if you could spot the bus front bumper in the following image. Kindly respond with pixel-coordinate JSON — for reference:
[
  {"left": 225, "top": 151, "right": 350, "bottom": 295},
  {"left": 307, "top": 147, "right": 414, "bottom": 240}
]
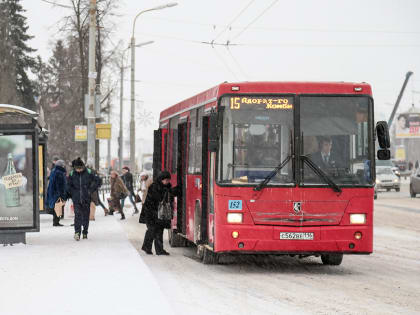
[{"left": 215, "top": 225, "right": 373, "bottom": 254}]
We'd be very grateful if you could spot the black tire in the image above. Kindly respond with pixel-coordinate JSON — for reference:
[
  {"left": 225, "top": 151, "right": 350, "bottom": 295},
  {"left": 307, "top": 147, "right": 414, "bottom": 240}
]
[
  {"left": 386, "top": 188, "right": 391, "bottom": 192},
  {"left": 202, "top": 247, "right": 219, "bottom": 265},
  {"left": 168, "top": 229, "right": 187, "bottom": 247},
  {"left": 321, "top": 253, "right": 343, "bottom": 265},
  {"left": 395, "top": 188, "right": 400, "bottom": 192},
  {"left": 410, "top": 185, "right": 416, "bottom": 198}
]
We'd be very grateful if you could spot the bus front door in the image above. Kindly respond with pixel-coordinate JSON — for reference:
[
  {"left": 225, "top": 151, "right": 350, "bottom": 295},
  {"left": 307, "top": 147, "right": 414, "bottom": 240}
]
[{"left": 177, "top": 123, "right": 188, "bottom": 235}]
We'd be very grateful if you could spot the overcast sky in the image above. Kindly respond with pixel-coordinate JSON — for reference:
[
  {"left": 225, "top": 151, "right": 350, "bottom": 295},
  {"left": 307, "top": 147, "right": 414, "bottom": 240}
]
[{"left": 22, "top": 0, "right": 420, "bottom": 157}]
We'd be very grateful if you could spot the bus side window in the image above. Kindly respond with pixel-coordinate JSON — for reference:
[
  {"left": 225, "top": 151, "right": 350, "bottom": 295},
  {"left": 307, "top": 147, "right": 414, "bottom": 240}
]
[
  {"left": 188, "top": 110, "right": 197, "bottom": 174},
  {"left": 163, "top": 133, "right": 168, "bottom": 171},
  {"left": 195, "top": 107, "right": 204, "bottom": 173},
  {"left": 169, "top": 116, "right": 179, "bottom": 173}
]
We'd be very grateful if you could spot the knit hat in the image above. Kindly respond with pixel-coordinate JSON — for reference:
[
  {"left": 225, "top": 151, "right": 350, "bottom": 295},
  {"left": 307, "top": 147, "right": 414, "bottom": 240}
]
[
  {"left": 158, "top": 170, "right": 171, "bottom": 181},
  {"left": 122, "top": 166, "right": 130, "bottom": 171},
  {"left": 55, "top": 160, "right": 66, "bottom": 168},
  {"left": 72, "top": 157, "right": 85, "bottom": 168}
]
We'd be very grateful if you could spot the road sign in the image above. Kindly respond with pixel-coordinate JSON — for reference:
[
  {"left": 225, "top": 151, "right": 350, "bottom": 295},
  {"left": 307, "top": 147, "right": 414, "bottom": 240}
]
[
  {"left": 75, "top": 125, "right": 87, "bottom": 141},
  {"left": 96, "top": 123, "right": 111, "bottom": 139}
]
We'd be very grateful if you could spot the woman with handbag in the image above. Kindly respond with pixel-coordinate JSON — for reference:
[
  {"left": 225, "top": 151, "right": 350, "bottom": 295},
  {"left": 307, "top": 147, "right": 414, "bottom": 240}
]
[
  {"left": 141, "top": 170, "right": 180, "bottom": 255},
  {"left": 46, "top": 159, "right": 67, "bottom": 226},
  {"left": 138, "top": 172, "right": 153, "bottom": 223},
  {"left": 109, "top": 171, "right": 129, "bottom": 220}
]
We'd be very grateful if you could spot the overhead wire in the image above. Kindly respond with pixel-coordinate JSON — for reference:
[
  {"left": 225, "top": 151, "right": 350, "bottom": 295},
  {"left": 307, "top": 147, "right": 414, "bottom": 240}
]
[
  {"left": 225, "top": 45, "right": 248, "bottom": 80},
  {"left": 143, "top": 16, "right": 420, "bottom": 35},
  {"left": 211, "top": 46, "right": 240, "bottom": 81},
  {"left": 213, "top": 0, "right": 255, "bottom": 41},
  {"left": 230, "top": 0, "right": 279, "bottom": 41},
  {"left": 135, "top": 32, "right": 420, "bottom": 48}
]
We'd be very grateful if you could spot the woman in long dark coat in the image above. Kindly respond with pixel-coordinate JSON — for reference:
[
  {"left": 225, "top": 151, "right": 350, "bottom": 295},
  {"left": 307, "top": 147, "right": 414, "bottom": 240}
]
[
  {"left": 141, "top": 170, "right": 179, "bottom": 255},
  {"left": 46, "top": 160, "right": 67, "bottom": 226}
]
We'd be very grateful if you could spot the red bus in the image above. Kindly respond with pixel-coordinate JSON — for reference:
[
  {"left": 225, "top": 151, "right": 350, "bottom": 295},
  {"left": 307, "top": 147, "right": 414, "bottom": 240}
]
[{"left": 153, "top": 82, "right": 390, "bottom": 265}]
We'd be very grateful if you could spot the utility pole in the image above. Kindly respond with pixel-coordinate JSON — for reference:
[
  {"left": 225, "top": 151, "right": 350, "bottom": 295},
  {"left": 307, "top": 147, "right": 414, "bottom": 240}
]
[
  {"left": 107, "top": 96, "right": 111, "bottom": 171},
  {"left": 130, "top": 36, "right": 136, "bottom": 172},
  {"left": 87, "top": 0, "right": 97, "bottom": 168},
  {"left": 119, "top": 60, "right": 124, "bottom": 171},
  {"left": 388, "top": 71, "right": 413, "bottom": 128}
]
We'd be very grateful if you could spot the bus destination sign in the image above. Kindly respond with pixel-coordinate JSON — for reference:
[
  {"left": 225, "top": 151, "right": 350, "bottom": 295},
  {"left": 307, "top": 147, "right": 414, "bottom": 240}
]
[{"left": 230, "top": 96, "right": 293, "bottom": 110}]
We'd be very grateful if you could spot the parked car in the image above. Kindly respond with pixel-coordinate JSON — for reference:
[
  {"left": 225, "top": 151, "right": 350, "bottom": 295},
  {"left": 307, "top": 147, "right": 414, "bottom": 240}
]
[
  {"left": 392, "top": 160, "right": 411, "bottom": 178},
  {"left": 409, "top": 168, "right": 420, "bottom": 197},
  {"left": 376, "top": 167, "right": 400, "bottom": 192},
  {"left": 377, "top": 159, "right": 400, "bottom": 177}
]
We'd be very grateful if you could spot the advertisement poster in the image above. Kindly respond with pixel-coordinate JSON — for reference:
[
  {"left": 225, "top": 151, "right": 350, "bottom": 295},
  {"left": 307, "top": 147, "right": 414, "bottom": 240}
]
[
  {"left": 0, "top": 135, "right": 34, "bottom": 228},
  {"left": 75, "top": 125, "right": 87, "bottom": 141},
  {"left": 395, "top": 113, "right": 420, "bottom": 138},
  {"left": 39, "top": 145, "right": 44, "bottom": 212}
]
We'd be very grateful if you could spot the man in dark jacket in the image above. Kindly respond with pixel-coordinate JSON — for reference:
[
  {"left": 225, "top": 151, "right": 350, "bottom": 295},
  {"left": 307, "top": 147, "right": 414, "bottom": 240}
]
[
  {"left": 121, "top": 166, "right": 139, "bottom": 215},
  {"left": 46, "top": 159, "right": 67, "bottom": 226},
  {"left": 67, "top": 157, "right": 99, "bottom": 241},
  {"left": 141, "top": 170, "right": 180, "bottom": 255}
]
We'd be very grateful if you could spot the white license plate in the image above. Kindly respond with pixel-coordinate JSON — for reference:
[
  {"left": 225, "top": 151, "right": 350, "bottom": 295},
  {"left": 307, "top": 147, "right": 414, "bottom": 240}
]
[{"left": 280, "top": 232, "right": 314, "bottom": 240}]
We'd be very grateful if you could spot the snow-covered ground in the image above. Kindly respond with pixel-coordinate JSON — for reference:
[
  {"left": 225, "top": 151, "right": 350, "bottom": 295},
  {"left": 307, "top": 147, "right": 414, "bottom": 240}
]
[{"left": 0, "top": 210, "right": 173, "bottom": 315}]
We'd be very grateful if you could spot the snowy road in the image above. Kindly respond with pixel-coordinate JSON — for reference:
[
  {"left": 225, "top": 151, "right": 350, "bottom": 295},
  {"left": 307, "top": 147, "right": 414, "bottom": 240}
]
[{"left": 122, "top": 184, "right": 420, "bottom": 315}]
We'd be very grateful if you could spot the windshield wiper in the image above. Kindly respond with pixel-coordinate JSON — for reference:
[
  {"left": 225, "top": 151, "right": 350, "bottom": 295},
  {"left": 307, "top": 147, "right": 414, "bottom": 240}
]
[
  {"left": 301, "top": 155, "right": 342, "bottom": 194},
  {"left": 253, "top": 155, "right": 291, "bottom": 191}
]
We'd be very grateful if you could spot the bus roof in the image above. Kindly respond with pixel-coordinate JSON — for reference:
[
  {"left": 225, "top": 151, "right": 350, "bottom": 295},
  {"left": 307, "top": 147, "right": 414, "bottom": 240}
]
[{"left": 159, "top": 81, "right": 372, "bottom": 122}]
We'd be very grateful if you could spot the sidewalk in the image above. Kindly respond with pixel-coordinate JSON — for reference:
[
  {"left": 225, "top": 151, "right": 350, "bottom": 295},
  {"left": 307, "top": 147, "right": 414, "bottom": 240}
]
[{"left": 0, "top": 210, "right": 173, "bottom": 315}]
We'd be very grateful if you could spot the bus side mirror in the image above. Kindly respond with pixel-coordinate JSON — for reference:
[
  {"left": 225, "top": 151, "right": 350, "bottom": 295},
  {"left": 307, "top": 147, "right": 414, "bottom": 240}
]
[
  {"left": 208, "top": 112, "right": 218, "bottom": 152},
  {"left": 377, "top": 149, "right": 391, "bottom": 160},
  {"left": 376, "top": 121, "right": 390, "bottom": 149}
]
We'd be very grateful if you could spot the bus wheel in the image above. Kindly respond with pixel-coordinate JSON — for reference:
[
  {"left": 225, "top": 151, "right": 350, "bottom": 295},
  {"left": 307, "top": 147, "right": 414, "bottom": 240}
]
[
  {"left": 202, "top": 247, "right": 219, "bottom": 265},
  {"left": 321, "top": 253, "right": 343, "bottom": 265},
  {"left": 168, "top": 229, "right": 186, "bottom": 247}
]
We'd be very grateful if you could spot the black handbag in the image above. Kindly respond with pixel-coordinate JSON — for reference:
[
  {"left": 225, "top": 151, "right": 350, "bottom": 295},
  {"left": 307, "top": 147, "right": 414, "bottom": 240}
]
[
  {"left": 157, "top": 191, "right": 172, "bottom": 221},
  {"left": 119, "top": 191, "right": 128, "bottom": 200},
  {"left": 139, "top": 208, "right": 146, "bottom": 224}
]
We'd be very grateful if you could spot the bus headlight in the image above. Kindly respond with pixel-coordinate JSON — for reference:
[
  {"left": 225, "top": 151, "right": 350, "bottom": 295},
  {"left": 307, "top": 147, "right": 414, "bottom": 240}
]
[
  {"left": 227, "top": 213, "right": 243, "bottom": 223},
  {"left": 350, "top": 214, "right": 366, "bottom": 224}
]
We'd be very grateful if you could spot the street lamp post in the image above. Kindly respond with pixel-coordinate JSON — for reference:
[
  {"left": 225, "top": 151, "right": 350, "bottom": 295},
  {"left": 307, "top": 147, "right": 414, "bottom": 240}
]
[
  {"left": 120, "top": 42, "right": 153, "bottom": 171},
  {"left": 130, "top": 2, "right": 177, "bottom": 172}
]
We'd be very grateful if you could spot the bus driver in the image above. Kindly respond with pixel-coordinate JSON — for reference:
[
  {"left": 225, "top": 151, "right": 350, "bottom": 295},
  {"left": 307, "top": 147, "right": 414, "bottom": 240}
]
[{"left": 310, "top": 136, "right": 338, "bottom": 170}]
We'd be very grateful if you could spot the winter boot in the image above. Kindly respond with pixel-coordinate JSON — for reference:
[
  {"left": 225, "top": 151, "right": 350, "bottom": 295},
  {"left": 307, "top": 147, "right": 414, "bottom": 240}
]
[
  {"left": 120, "top": 212, "right": 126, "bottom": 220},
  {"left": 82, "top": 233, "right": 88, "bottom": 239},
  {"left": 74, "top": 233, "right": 80, "bottom": 241}
]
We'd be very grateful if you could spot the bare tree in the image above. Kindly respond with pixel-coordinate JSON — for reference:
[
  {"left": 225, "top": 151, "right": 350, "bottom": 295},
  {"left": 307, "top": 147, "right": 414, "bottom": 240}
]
[{"left": 36, "top": 0, "right": 121, "bottom": 166}]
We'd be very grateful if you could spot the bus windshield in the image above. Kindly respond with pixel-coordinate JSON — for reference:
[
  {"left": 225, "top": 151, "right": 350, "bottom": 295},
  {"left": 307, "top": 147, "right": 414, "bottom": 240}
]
[
  {"left": 219, "top": 95, "right": 294, "bottom": 185},
  {"left": 300, "top": 96, "right": 373, "bottom": 186}
]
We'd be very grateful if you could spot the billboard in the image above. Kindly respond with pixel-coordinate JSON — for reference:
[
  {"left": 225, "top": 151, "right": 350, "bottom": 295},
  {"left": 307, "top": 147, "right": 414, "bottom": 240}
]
[
  {"left": 395, "top": 113, "right": 420, "bottom": 138},
  {"left": 0, "top": 135, "right": 35, "bottom": 229}
]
